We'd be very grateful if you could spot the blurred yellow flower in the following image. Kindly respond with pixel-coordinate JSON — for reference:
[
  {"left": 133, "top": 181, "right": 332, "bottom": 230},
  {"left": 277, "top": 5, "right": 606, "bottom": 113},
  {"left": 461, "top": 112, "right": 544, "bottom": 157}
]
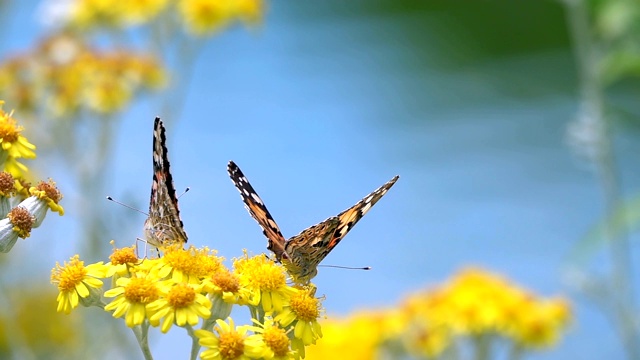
[{"left": 178, "top": 0, "right": 234, "bottom": 35}]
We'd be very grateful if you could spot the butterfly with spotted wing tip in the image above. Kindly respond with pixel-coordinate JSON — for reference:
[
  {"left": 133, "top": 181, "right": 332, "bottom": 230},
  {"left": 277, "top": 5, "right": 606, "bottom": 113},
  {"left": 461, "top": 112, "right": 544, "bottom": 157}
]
[
  {"left": 227, "top": 161, "right": 398, "bottom": 284},
  {"left": 143, "top": 117, "right": 188, "bottom": 248}
]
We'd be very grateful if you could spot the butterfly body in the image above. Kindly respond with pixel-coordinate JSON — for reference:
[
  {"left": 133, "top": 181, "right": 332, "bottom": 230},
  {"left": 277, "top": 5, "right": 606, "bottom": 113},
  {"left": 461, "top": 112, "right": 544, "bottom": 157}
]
[
  {"left": 144, "top": 117, "right": 188, "bottom": 248},
  {"left": 228, "top": 161, "right": 397, "bottom": 284}
]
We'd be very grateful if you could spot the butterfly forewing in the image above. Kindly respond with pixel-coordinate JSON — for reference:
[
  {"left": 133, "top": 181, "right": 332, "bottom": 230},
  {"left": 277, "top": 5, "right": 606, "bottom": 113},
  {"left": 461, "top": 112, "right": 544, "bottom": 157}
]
[
  {"left": 228, "top": 160, "right": 398, "bottom": 284},
  {"left": 144, "top": 117, "right": 188, "bottom": 247},
  {"left": 227, "top": 161, "right": 289, "bottom": 260}
]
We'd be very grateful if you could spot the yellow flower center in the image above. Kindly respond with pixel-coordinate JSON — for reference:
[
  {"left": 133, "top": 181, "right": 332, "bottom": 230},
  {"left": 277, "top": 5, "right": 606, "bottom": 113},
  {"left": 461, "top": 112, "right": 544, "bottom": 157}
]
[
  {"left": 123, "top": 277, "right": 159, "bottom": 304},
  {"left": 212, "top": 270, "right": 240, "bottom": 293},
  {"left": 262, "top": 325, "right": 290, "bottom": 357},
  {"left": 166, "top": 283, "right": 196, "bottom": 308},
  {"left": 109, "top": 246, "right": 138, "bottom": 265},
  {"left": 290, "top": 290, "right": 319, "bottom": 322},
  {"left": 0, "top": 115, "right": 22, "bottom": 143},
  {"left": 0, "top": 171, "right": 15, "bottom": 195},
  {"left": 7, "top": 206, "right": 34, "bottom": 238},
  {"left": 218, "top": 331, "right": 245, "bottom": 359},
  {"left": 51, "top": 255, "right": 87, "bottom": 292},
  {"left": 235, "top": 255, "right": 286, "bottom": 291}
]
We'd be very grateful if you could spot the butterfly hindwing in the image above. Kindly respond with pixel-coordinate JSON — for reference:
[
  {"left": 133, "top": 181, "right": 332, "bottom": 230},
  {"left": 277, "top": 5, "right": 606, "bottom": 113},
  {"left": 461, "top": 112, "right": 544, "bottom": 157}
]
[
  {"left": 143, "top": 117, "right": 188, "bottom": 247},
  {"left": 227, "top": 161, "right": 288, "bottom": 260}
]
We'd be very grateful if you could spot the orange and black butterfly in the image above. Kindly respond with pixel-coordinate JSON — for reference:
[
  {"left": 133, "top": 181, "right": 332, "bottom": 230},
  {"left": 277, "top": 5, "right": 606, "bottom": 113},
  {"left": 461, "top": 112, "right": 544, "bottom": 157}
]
[
  {"left": 228, "top": 161, "right": 398, "bottom": 284},
  {"left": 143, "top": 117, "right": 188, "bottom": 248}
]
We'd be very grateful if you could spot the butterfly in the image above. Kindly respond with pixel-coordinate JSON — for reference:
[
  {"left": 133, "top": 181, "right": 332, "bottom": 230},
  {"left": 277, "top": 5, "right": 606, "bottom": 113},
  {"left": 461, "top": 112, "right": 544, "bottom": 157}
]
[
  {"left": 228, "top": 160, "right": 398, "bottom": 284},
  {"left": 143, "top": 117, "right": 188, "bottom": 248}
]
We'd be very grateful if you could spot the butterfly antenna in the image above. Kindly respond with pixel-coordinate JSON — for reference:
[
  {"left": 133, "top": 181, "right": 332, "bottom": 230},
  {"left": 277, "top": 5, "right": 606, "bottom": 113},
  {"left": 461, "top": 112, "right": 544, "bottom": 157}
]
[
  {"left": 178, "top": 187, "right": 190, "bottom": 199},
  {"left": 318, "top": 265, "right": 372, "bottom": 271},
  {"left": 106, "top": 196, "right": 149, "bottom": 216}
]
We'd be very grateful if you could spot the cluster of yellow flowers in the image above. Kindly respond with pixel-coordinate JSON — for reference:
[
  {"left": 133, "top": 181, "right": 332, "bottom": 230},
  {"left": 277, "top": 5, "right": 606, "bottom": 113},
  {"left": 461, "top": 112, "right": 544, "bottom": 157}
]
[
  {"left": 307, "top": 268, "right": 572, "bottom": 360},
  {"left": 51, "top": 246, "right": 323, "bottom": 359},
  {"left": 61, "top": 0, "right": 263, "bottom": 35},
  {"left": 0, "top": 101, "right": 64, "bottom": 252},
  {"left": 0, "top": 33, "right": 166, "bottom": 117}
]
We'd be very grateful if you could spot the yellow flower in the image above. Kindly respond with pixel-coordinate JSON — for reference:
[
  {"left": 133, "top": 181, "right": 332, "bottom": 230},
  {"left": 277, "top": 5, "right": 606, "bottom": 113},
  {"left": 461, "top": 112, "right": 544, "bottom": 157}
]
[
  {"left": 51, "top": 255, "right": 107, "bottom": 314},
  {"left": 147, "top": 282, "right": 212, "bottom": 333},
  {"left": 509, "top": 297, "right": 572, "bottom": 349},
  {"left": 105, "top": 245, "right": 140, "bottom": 277},
  {"left": 115, "top": 0, "right": 170, "bottom": 25},
  {"left": 276, "top": 287, "right": 322, "bottom": 349},
  {"left": 104, "top": 272, "right": 161, "bottom": 327},
  {"left": 246, "top": 317, "right": 296, "bottom": 359},
  {"left": 27, "top": 179, "right": 64, "bottom": 217},
  {"left": 203, "top": 268, "right": 253, "bottom": 305},
  {"left": 234, "top": 254, "right": 296, "bottom": 312},
  {"left": 195, "top": 317, "right": 263, "bottom": 360},
  {"left": 178, "top": 0, "right": 234, "bottom": 35},
  {"left": 0, "top": 104, "right": 36, "bottom": 160},
  {"left": 152, "top": 245, "right": 224, "bottom": 284},
  {"left": 231, "top": 0, "right": 264, "bottom": 25}
]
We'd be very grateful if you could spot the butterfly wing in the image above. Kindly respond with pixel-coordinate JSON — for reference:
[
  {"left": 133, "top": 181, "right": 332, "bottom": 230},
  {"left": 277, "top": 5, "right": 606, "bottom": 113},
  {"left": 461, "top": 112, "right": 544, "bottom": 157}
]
[
  {"left": 143, "top": 117, "right": 188, "bottom": 247},
  {"left": 285, "top": 175, "right": 399, "bottom": 283},
  {"left": 227, "top": 161, "right": 289, "bottom": 261}
]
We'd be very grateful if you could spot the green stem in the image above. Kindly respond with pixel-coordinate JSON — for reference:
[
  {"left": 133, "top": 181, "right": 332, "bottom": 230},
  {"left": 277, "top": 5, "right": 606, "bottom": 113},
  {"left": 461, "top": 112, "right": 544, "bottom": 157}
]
[
  {"left": 185, "top": 325, "right": 201, "bottom": 360},
  {"left": 563, "top": 0, "right": 639, "bottom": 358},
  {"left": 132, "top": 321, "right": 153, "bottom": 360}
]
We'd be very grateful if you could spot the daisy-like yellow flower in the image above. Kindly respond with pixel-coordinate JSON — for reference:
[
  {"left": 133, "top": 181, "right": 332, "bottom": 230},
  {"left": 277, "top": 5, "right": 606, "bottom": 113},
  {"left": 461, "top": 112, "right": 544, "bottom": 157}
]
[
  {"left": 276, "top": 287, "right": 322, "bottom": 350},
  {"left": 51, "top": 255, "right": 107, "bottom": 314},
  {"left": 203, "top": 268, "right": 253, "bottom": 306},
  {"left": 27, "top": 179, "right": 64, "bottom": 218},
  {"left": 147, "top": 282, "right": 212, "bottom": 333},
  {"left": 105, "top": 245, "right": 139, "bottom": 277},
  {"left": 246, "top": 317, "right": 296, "bottom": 359},
  {"left": 0, "top": 206, "right": 35, "bottom": 252},
  {"left": 152, "top": 245, "right": 224, "bottom": 284},
  {"left": 195, "top": 317, "right": 264, "bottom": 360},
  {"left": 104, "top": 272, "right": 161, "bottom": 327},
  {"left": 234, "top": 254, "right": 296, "bottom": 313},
  {"left": 0, "top": 102, "right": 36, "bottom": 160}
]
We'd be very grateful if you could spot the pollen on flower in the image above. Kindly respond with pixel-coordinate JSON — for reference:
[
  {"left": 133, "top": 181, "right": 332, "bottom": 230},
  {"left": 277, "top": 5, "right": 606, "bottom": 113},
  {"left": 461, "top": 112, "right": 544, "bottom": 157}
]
[
  {"left": 51, "top": 255, "right": 87, "bottom": 292},
  {"left": 29, "top": 179, "right": 64, "bottom": 215},
  {"left": 212, "top": 269, "right": 240, "bottom": 293},
  {"left": 219, "top": 331, "right": 246, "bottom": 358},
  {"left": 163, "top": 246, "right": 214, "bottom": 279},
  {"left": 263, "top": 325, "right": 290, "bottom": 357},
  {"left": 166, "top": 283, "right": 196, "bottom": 308},
  {"left": 109, "top": 246, "right": 138, "bottom": 265},
  {"left": 236, "top": 254, "right": 286, "bottom": 291},
  {"left": 33, "top": 179, "right": 63, "bottom": 204},
  {"left": 123, "top": 277, "right": 160, "bottom": 303},
  {"left": 290, "top": 289, "right": 320, "bottom": 322},
  {"left": 0, "top": 171, "right": 15, "bottom": 196},
  {"left": 0, "top": 111, "right": 22, "bottom": 144},
  {"left": 7, "top": 206, "right": 34, "bottom": 238}
]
